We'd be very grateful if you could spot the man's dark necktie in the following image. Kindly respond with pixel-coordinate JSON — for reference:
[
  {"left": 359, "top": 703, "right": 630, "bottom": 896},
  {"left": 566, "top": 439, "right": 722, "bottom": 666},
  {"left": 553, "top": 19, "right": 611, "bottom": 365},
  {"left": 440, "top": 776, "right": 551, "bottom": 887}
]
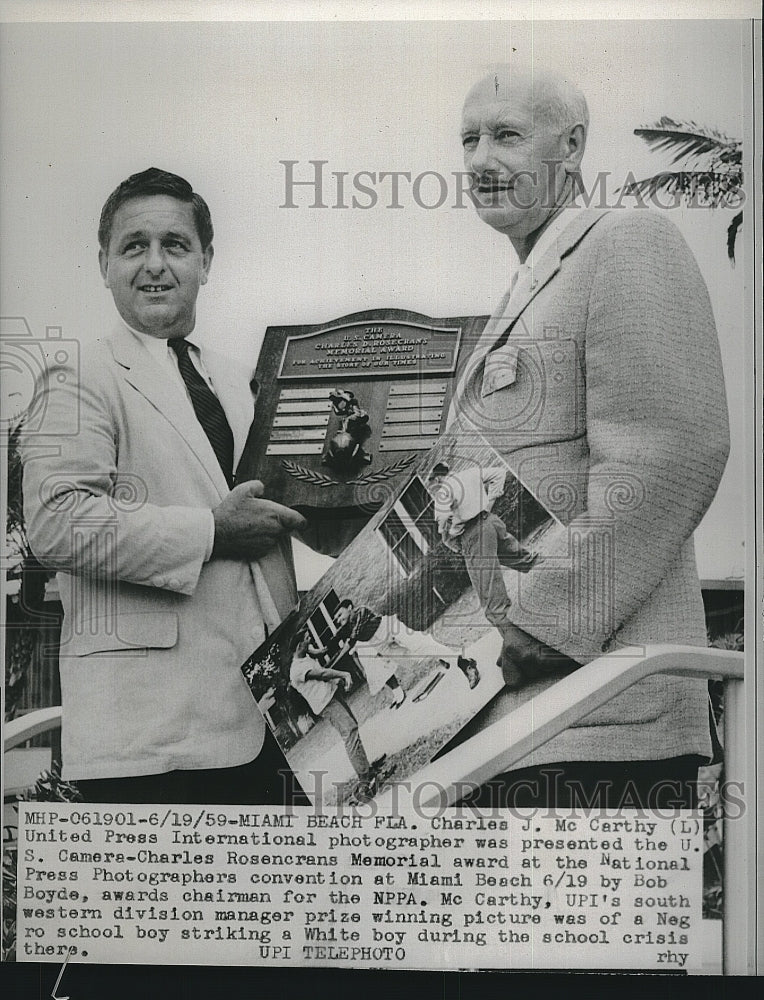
[{"left": 169, "top": 337, "right": 235, "bottom": 488}]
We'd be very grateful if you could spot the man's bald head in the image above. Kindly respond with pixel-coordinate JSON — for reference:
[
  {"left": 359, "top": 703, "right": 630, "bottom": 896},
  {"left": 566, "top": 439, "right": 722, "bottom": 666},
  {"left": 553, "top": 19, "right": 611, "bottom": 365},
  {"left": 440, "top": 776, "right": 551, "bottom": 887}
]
[
  {"left": 464, "top": 67, "right": 589, "bottom": 136},
  {"left": 460, "top": 65, "right": 588, "bottom": 252}
]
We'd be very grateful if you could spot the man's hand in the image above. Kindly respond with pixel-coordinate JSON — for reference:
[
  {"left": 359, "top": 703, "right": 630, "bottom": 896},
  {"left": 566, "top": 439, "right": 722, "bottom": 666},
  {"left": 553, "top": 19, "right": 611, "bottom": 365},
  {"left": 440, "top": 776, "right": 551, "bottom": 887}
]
[
  {"left": 497, "top": 623, "right": 579, "bottom": 691},
  {"left": 212, "top": 480, "right": 307, "bottom": 560}
]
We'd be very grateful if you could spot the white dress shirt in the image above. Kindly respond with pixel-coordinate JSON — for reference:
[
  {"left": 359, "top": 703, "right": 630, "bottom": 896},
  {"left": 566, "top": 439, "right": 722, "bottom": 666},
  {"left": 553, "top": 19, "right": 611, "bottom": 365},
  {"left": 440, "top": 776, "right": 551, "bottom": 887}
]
[
  {"left": 290, "top": 654, "right": 339, "bottom": 715},
  {"left": 510, "top": 204, "right": 585, "bottom": 300},
  {"left": 434, "top": 466, "right": 507, "bottom": 538}
]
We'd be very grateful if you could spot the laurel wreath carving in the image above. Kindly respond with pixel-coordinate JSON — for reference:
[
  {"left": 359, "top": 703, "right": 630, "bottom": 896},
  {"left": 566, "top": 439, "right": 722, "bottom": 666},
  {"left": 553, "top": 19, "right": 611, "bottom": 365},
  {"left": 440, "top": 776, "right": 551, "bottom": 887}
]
[
  {"left": 281, "top": 460, "right": 339, "bottom": 488},
  {"left": 281, "top": 454, "right": 415, "bottom": 489},
  {"left": 347, "top": 454, "right": 415, "bottom": 485}
]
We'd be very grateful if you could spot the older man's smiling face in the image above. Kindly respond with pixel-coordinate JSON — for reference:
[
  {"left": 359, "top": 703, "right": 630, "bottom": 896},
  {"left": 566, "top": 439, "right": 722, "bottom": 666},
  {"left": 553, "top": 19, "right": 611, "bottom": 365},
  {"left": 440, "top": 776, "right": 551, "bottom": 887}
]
[
  {"left": 461, "top": 74, "right": 572, "bottom": 241},
  {"left": 99, "top": 194, "right": 212, "bottom": 339}
]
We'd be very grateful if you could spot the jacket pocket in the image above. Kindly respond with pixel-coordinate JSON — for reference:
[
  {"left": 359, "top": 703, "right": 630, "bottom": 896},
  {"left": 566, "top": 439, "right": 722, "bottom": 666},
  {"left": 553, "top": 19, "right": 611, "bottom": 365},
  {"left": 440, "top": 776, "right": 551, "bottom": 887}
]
[
  {"left": 60, "top": 612, "right": 178, "bottom": 657},
  {"left": 569, "top": 675, "right": 666, "bottom": 727},
  {"left": 481, "top": 343, "right": 521, "bottom": 396},
  {"left": 480, "top": 338, "right": 584, "bottom": 437}
]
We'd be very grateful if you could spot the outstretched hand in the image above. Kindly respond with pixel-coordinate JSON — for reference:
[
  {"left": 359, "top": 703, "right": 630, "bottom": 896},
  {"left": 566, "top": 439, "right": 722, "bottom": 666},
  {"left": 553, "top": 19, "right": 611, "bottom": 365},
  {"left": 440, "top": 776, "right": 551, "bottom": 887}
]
[{"left": 212, "top": 480, "right": 307, "bottom": 560}]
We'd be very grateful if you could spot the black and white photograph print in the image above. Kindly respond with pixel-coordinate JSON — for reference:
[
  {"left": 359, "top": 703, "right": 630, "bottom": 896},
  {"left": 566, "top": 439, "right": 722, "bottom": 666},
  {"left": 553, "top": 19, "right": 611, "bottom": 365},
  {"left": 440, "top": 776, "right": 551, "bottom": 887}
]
[{"left": 242, "top": 432, "right": 558, "bottom": 806}]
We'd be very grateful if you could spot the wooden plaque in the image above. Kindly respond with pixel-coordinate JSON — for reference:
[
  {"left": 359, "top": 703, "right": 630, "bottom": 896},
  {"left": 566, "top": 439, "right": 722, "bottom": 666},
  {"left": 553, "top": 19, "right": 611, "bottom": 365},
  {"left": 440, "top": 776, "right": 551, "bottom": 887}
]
[{"left": 238, "top": 309, "right": 488, "bottom": 529}]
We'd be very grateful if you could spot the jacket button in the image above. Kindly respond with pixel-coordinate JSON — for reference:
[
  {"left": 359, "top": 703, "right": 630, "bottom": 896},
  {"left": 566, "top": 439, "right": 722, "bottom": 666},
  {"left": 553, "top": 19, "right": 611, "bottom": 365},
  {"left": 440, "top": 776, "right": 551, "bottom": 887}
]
[{"left": 154, "top": 575, "right": 166, "bottom": 587}]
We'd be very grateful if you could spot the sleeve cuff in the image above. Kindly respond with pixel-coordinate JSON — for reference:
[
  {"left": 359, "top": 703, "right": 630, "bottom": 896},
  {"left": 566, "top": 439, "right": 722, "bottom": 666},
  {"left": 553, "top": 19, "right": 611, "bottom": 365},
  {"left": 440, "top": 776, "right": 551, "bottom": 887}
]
[{"left": 204, "top": 510, "right": 216, "bottom": 562}]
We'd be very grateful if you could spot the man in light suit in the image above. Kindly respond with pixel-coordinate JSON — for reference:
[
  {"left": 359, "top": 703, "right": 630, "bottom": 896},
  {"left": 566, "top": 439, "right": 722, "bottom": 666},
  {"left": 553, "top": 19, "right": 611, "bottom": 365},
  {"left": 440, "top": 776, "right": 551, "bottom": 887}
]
[
  {"left": 20, "top": 168, "right": 308, "bottom": 804},
  {"left": 450, "top": 68, "right": 730, "bottom": 807}
]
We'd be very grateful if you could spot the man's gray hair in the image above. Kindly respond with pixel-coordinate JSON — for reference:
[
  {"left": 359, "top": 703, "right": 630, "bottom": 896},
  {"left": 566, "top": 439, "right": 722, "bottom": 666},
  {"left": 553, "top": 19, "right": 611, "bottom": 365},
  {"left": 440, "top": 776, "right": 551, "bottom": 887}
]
[{"left": 532, "top": 71, "right": 589, "bottom": 133}]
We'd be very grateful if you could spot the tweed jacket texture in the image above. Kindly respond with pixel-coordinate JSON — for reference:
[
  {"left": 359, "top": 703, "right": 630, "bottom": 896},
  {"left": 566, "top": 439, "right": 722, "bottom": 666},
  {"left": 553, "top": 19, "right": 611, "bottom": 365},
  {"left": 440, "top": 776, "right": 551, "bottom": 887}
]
[
  {"left": 448, "top": 208, "right": 730, "bottom": 766},
  {"left": 20, "top": 324, "right": 298, "bottom": 780}
]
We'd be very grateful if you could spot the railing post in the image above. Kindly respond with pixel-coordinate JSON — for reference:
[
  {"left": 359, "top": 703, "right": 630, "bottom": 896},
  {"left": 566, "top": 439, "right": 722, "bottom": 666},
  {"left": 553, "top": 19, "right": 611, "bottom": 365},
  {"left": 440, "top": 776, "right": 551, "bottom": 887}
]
[{"left": 722, "top": 675, "right": 751, "bottom": 973}]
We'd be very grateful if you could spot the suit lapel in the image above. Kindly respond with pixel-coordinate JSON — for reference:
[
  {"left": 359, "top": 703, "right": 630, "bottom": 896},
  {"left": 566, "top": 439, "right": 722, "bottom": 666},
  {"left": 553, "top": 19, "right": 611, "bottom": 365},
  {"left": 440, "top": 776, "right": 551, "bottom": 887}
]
[
  {"left": 451, "top": 209, "right": 609, "bottom": 412},
  {"left": 257, "top": 540, "right": 299, "bottom": 621},
  {"left": 107, "top": 325, "right": 296, "bottom": 624},
  {"left": 108, "top": 326, "right": 229, "bottom": 496}
]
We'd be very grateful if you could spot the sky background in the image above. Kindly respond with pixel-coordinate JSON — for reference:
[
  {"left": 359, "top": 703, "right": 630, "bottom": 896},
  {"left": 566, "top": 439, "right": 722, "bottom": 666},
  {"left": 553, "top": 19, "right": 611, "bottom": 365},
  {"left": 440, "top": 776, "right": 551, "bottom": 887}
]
[{"left": 0, "top": 17, "right": 752, "bottom": 585}]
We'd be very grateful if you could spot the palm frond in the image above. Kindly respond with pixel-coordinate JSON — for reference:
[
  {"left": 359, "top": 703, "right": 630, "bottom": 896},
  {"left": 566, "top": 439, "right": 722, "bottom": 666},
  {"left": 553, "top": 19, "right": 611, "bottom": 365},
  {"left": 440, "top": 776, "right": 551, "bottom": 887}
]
[
  {"left": 727, "top": 211, "right": 743, "bottom": 264},
  {"left": 634, "top": 117, "right": 741, "bottom": 167},
  {"left": 622, "top": 170, "right": 739, "bottom": 209}
]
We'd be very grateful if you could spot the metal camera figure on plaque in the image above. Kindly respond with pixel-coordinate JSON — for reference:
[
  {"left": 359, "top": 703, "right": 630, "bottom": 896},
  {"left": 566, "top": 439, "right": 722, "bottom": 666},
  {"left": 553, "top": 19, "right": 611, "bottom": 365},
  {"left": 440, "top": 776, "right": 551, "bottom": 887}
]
[
  {"left": 238, "top": 309, "right": 488, "bottom": 547},
  {"left": 325, "top": 388, "right": 371, "bottom": 471}
]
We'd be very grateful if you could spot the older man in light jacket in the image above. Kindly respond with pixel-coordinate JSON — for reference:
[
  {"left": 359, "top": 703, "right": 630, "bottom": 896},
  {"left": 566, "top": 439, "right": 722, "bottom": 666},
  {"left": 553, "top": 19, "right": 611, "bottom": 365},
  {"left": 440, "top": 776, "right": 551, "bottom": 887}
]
[{"left": 448, "top": 67, "right": 730, "bottom": 808}]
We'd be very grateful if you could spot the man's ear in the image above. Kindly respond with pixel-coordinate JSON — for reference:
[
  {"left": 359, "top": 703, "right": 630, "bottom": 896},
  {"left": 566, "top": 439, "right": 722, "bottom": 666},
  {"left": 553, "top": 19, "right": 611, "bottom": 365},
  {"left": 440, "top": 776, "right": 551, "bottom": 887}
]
[
  {"left": 563, "top": 123, "right": 587, "bottom": 173},
  {"left": 98, "top": 248, "right": 110, "bottom": 287},
  {"left": 201, "top": 244, "right": 214, "bottom": 285}
]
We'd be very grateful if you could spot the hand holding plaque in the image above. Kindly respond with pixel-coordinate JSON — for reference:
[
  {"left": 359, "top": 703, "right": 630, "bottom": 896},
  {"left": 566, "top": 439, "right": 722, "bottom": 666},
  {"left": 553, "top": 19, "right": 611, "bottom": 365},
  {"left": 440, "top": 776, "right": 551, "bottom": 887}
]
[{"left": 211, "top": 480, "right": 307, "bottom": 559}]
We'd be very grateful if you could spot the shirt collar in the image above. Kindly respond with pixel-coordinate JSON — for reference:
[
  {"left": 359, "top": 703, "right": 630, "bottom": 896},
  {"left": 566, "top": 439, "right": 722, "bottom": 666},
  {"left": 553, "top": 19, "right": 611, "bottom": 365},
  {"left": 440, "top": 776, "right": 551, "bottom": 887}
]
[
  {"left": 526, "top": 203, "right": 585, "bottom": 271},
  {"left": 120, "top": 320, "right": 202, "bottom": 360}
]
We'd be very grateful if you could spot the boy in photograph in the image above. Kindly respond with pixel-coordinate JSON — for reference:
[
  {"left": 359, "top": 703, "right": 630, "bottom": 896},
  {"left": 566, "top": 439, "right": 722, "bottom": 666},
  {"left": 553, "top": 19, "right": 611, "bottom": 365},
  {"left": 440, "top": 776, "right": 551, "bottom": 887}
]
[{"left": 288, "top": 631, "right": 377, "bottom": 791}]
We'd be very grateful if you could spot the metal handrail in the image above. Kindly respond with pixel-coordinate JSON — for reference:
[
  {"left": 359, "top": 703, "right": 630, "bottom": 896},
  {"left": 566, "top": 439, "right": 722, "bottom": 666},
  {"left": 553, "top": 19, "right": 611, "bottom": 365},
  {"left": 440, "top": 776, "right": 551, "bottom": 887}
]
[
  {"left": 4, "top": 705, "right": 62, "bottom": 751},
  {"left": 399, "top": 644, "right": 742, "bottom": 804},
  {"left": 382, "top": 643, "right": 747, "bottom": 974}
]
